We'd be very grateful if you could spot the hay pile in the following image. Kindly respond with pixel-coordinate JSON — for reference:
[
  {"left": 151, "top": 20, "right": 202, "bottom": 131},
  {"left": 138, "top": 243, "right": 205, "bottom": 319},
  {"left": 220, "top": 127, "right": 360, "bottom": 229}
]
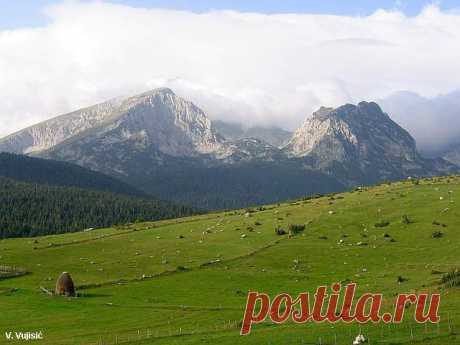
[{"left": 55, "top": 272, "right": 75, "bottom": 297}]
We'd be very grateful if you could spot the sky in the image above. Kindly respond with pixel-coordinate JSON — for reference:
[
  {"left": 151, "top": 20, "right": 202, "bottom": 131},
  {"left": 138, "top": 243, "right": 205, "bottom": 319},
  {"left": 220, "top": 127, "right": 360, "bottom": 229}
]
[
  {"left": 3, "top": 1, "right": 460, "bottom": 29},
  {"left": 1, "top": 1, "right": 460, "bottom": 151}
]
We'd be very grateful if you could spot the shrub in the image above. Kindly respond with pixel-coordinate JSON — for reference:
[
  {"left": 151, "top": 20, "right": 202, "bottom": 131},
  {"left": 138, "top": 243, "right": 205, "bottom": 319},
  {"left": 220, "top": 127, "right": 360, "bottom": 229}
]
[
  {"left": 432, "top": 231, "right": 443, "bottom": 238},
  {"left": 275, "top": 227, "right": 287, "bottom": 236},
  {"left": 374, "top": 220, "right": 390, "bottom": 228},
  {"left": 288, "top": 224, "right": 306, "bottom": 235},
  {"left": 397, "top": 276, "right": 407, "bottom": 283},
  {"left": 440, "top": 269, "right": 460, "bottom": 288},
  {"left": 401, "top": 215, "right": 412, "bottom": 224}
]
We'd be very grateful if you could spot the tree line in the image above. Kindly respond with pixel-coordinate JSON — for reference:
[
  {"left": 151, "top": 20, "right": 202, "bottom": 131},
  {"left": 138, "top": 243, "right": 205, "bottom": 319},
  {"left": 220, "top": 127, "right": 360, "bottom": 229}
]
[{"left": 0, "top": 177, "right": 195, "bottom": 238}]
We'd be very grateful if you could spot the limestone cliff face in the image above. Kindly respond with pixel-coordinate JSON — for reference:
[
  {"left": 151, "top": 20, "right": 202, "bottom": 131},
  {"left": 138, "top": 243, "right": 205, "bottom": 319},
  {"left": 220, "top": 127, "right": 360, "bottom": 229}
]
[
  {"left": 0, "top": 88, "right": 223, "bottom": 158},
  {"left": 284, "top": 102, "right": 456, "bottom": 184}
]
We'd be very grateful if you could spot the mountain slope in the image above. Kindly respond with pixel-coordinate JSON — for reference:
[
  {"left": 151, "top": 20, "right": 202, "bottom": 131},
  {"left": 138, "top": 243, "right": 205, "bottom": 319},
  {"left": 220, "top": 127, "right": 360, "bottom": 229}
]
[
  {"left": 0, "top": 98, "right": 124, "bottom": 155},
  {"left": 0, "top": 152, "right": 146, "bottom": 197},
  {"left": 36, "top": 88, "right": 225, "bottom": 175},
  {"left": 133, "top": 160, "right": 345, "bottom": 210},
  {"left": 0, "top": 176, "right": 194, "bottom": 238},
  {"left": 214, "top": 120, "right": 292, "bottom": 147},
  {"left": 284, "top": 102, "right": 458, "bottom": 185},
  {"left": 0, "top": 88, "right": 224, "bottom": 159}
]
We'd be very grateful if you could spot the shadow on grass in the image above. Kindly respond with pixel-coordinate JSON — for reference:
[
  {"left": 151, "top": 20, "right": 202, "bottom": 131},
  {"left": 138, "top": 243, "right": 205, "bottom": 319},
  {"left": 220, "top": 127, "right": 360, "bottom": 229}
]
[{"left": 76, "top": 292, "right": 112, "bottom": 298}]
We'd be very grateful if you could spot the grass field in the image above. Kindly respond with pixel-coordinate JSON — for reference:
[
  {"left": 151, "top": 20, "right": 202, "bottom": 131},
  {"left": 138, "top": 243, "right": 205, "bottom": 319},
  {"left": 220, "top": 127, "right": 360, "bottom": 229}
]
[{"left": 1, "top": 176, "right": 460, "bottom": 344}]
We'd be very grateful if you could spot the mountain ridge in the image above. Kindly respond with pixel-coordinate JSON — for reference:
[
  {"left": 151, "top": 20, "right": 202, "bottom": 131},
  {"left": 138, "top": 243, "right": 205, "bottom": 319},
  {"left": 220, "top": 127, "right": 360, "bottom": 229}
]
[
  {"left": 284, "top": 101, "right": 458, "bottom": 186},
  {"left": 1, "top": 88, "right": 457, "bottom": 209}
]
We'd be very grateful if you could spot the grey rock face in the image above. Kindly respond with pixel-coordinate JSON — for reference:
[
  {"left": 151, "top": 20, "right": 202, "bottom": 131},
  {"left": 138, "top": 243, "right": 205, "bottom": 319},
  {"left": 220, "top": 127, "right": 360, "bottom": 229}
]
[
  {"left": 0, "top": 88, "right": 223, "bottom": 158},
  {"left": 36, "top": 88, "right": 230, "bottom": 176},
  {"left": 284, "top": 102, "right": 457, "bottom": 184}
]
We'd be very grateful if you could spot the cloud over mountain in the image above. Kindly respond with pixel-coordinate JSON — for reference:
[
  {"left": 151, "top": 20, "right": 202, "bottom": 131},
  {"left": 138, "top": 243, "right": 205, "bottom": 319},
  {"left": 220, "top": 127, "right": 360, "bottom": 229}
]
[
  {"left": 380, "top": 90, "right": 460, "bottom": 155},
  {"left": 1, "top": 2, "right": 460, "bottom": 140}
]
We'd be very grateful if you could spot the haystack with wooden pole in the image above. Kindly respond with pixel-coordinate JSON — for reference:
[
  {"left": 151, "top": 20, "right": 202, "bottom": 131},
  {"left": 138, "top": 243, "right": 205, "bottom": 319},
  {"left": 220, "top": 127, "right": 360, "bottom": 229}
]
[{"left": 55, "top": 272, "right": 76, "bottom": 297}]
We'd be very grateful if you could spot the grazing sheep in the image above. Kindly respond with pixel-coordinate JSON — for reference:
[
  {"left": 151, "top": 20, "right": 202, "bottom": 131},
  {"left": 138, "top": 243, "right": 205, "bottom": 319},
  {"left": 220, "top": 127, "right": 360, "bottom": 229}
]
[{"left": 353, "top": 334, "right": 367, "bottom": 344}]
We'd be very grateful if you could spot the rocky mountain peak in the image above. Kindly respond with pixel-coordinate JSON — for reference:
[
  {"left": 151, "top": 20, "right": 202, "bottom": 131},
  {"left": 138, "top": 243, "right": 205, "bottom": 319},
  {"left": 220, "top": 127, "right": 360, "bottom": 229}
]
[
  {"left": 311, "top": 106, "right": 335, "bottom": 120},
  {"left": 312, "top": 102, "right": 388, "bottom": 122},
  {"left": 286, "top": 101, "right": 413, "bottom": 157},
  {"left": 112, "top": 87, "right": 222, "bottom": 156},
  {"left": 0, "top": 88, "right": 223, "bottom": 159},
  {"left": 283, "top": 101, "right": 445, "bottom": 184}
]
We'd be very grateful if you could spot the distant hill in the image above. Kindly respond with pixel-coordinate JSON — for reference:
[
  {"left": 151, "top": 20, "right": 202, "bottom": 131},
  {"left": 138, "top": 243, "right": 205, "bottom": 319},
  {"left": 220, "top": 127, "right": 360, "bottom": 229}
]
[
  {"left": 0, "top": 176, "right": 194, "bottom": 238},
  {"left": 0, "top": 152, "right": 145, "bottom": 197}
]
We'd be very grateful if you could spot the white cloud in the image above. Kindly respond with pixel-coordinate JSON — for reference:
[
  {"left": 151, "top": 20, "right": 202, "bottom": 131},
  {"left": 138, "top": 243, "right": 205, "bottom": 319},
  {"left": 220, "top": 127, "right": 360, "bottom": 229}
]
[
  {"left": 380, "top": 90, "right": 460, "bottom": 155},
  {"left": 1, "top": 2, "right": 460, "bottom": 147}
]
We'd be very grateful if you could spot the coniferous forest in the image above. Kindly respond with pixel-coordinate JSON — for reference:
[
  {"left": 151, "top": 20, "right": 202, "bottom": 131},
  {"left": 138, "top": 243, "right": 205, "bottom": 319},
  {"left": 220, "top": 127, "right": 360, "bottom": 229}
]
[{"left": 0, "top": 177, "right": 194, "bottom": 238}]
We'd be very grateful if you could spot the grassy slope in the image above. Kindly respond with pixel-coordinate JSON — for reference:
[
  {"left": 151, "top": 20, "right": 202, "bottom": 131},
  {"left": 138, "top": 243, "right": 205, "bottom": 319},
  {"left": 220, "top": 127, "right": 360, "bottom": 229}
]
[{"left": 1, "top": 176, "right": 460, "bottom": 344}]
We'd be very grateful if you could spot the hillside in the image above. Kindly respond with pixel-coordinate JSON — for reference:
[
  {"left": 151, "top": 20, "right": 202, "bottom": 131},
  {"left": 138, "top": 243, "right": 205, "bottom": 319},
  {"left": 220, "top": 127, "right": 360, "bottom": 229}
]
[
  {"left": 0, "top": 152, "right": 145, "bottom": 197},
  {"left": 135, "top": 159, "right": 345, "bottom": 210},
  {"left": 1, "top": 176, "right": 459, "bottom": 344},
  {"left": 0, "top": 177, "right": 194, "bottom": 238}
]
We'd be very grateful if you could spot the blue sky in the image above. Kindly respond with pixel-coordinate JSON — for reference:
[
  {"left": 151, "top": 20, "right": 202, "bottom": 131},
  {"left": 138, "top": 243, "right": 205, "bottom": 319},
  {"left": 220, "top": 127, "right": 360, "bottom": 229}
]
[{"left": 1, "top": 0, "right": 460, "bottom": 30}]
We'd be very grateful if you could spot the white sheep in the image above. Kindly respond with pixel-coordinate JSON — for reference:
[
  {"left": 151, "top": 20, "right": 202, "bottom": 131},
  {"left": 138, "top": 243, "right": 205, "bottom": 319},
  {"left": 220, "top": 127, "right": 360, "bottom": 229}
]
[{"left": 353, "top": 334, "right": 367, "bottom": 344}]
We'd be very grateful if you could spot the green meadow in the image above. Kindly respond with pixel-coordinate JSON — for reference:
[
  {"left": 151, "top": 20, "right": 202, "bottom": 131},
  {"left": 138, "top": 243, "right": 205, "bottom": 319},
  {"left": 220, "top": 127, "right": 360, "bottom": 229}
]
[{"left": 1, "top": 176, "right": 460, "bottom": 344}]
